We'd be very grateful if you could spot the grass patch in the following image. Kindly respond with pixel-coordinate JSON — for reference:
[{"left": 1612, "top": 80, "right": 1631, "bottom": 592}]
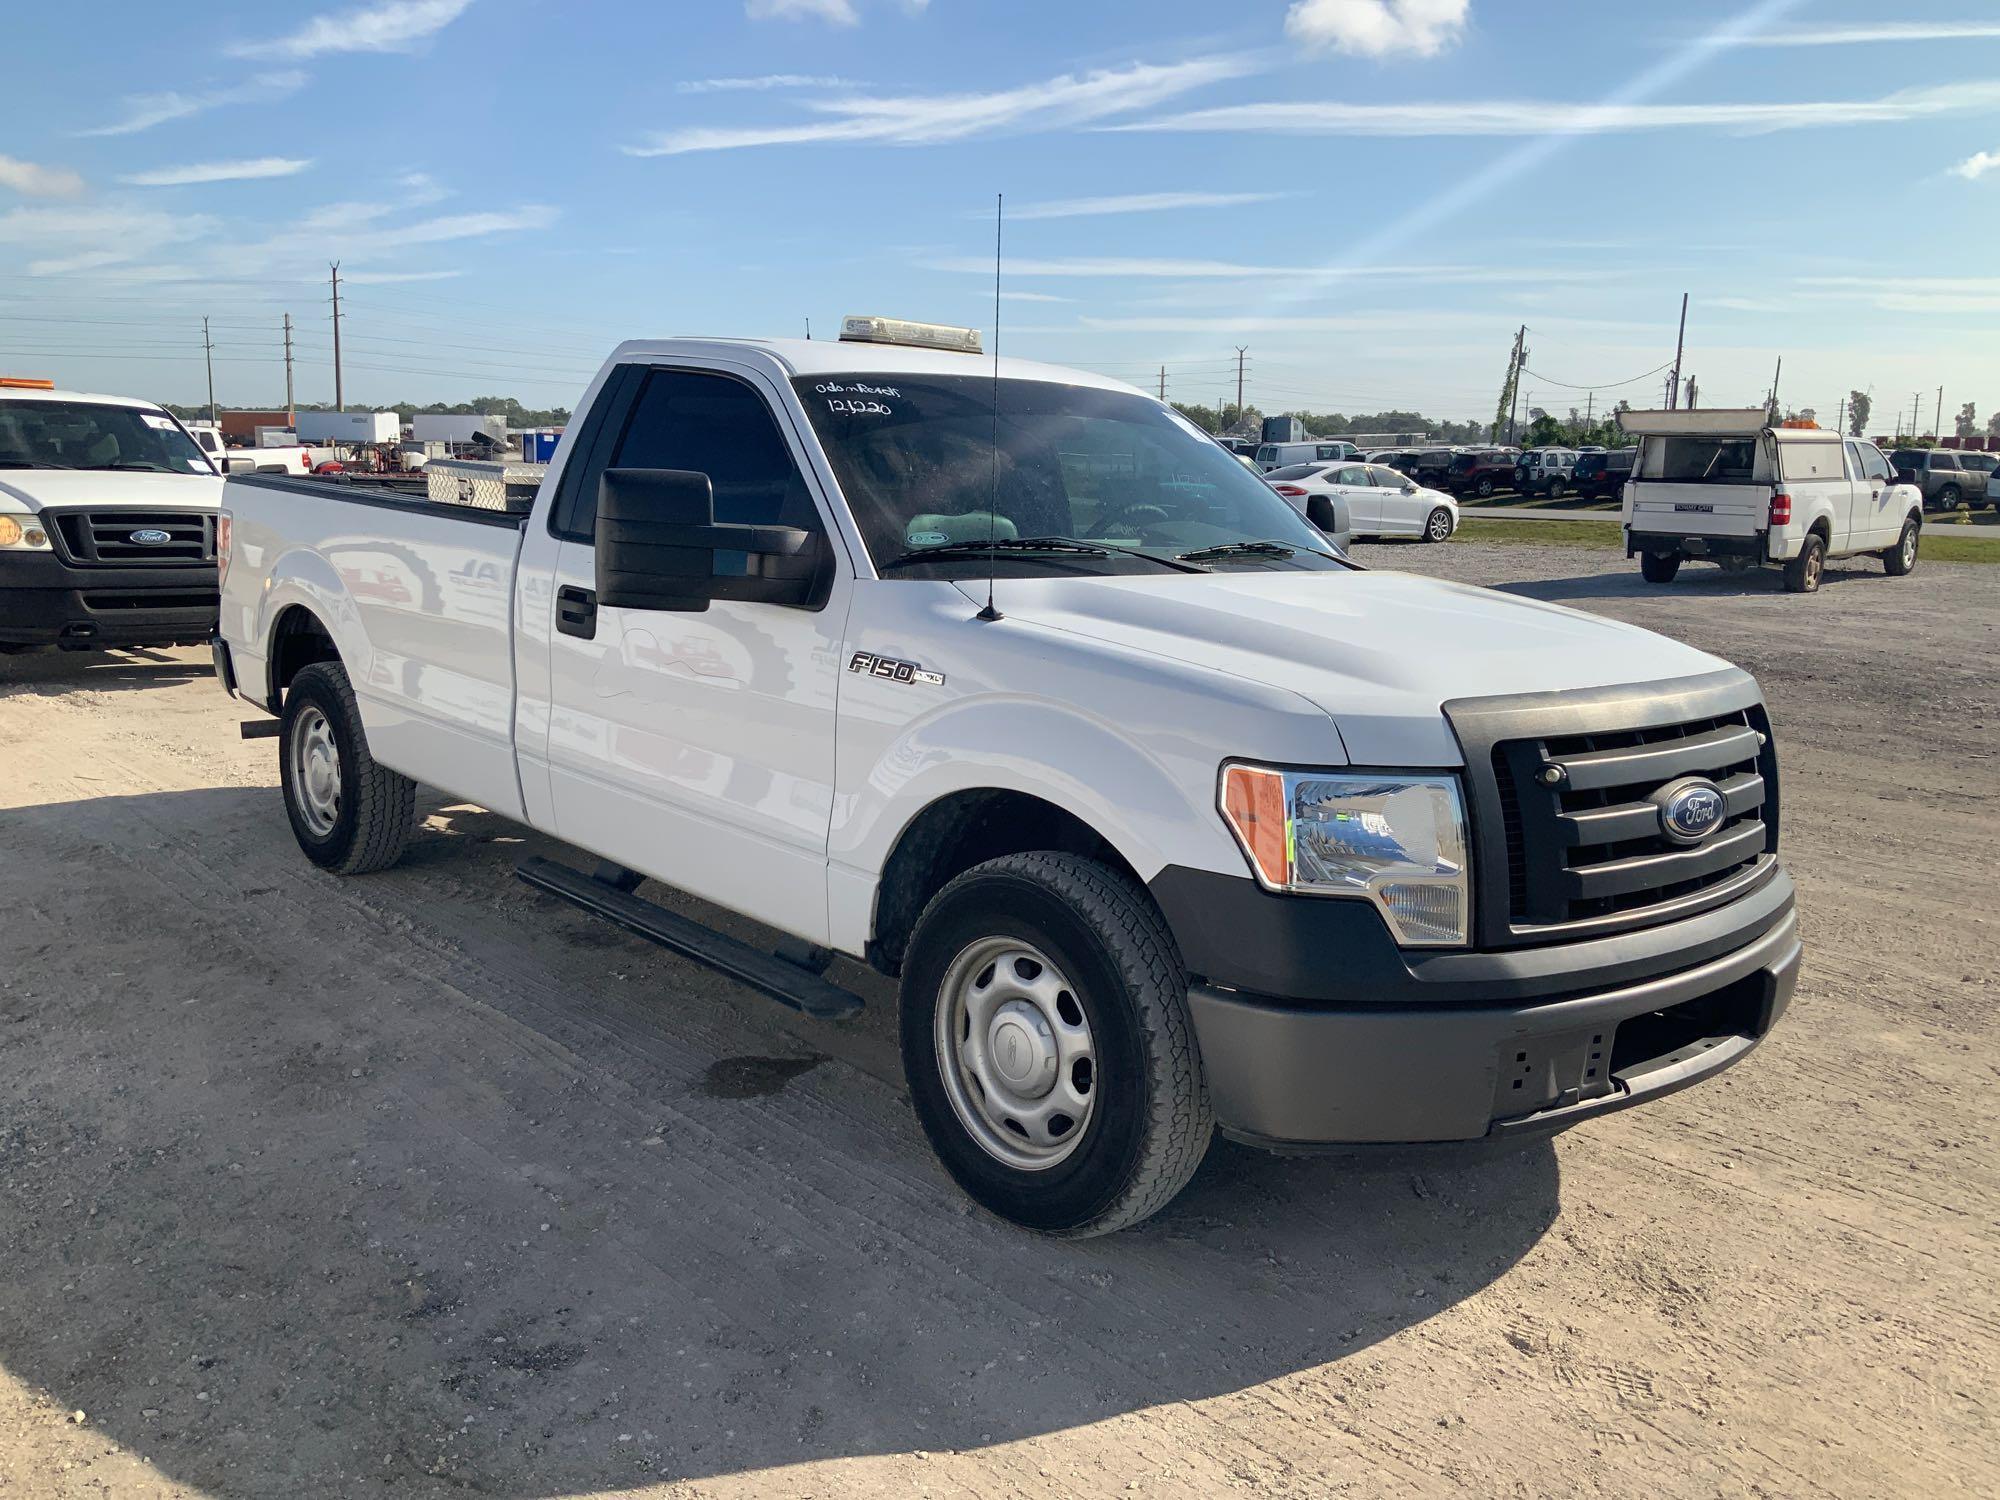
[
  {"left": 1453, "top": 520, "right": 1620, "bottom": 548},
  {"left": 1453, "top": 518, "right": 2000, "bottom": 563}
]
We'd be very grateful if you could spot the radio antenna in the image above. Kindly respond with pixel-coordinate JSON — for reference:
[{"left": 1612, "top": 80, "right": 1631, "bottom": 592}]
[{"left": 976, "top": 192, "right": 1004, "bottom": 623}]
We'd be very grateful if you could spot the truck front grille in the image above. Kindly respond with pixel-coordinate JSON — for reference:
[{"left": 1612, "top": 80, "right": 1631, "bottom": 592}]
[
  {"left": 1446, "top": 672, "right": 1781, "bottom": 948},
  {"left": 49, "top": 510, "right": 215, "bottom": 566},
  {"left": 1492, "top": 710, "right": 1776, "bottom": 932}
]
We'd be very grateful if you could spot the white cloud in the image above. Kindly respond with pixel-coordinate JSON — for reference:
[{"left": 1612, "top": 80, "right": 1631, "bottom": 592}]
[
  {"left": 338, "top": 268, "right": 465, "bottom": 284},
  {"left": 119, "top": 158, "right": 313, "bottom": 187},
  {"left": 0, "top": 205, "right": 219, "bottom": 276},
  {"left": 922, "top": 254, "right": 1624, "bottom": 285},
  {"left": 1117, "top": 79, "right": 2000, "bottom": 138},
  {"left": 1003, "top": 190, "right": 1286, "bottom": 220},
  {"left": 746, "top": 0, "right": 857, "bottom": 21},
  {"left": 1952, "top": 148, "right": 2000, "bottom": 180},
  {"left": 397, "top": 171, "right": 451, "bottom": 204},
  {"left": 0, "top": 154, "right": 84, "bottom": 198},
  {"left": 231, "top": 0, "right": 474, "bottom": 60},
  {"left": 1286, "top": 0, "right": 1469, "bottom": 58},
  {"left": 679, "top": 74, "right": 863, "bottom": 93},
  {"left": 77, "top": 73, "right": 307, "bottom": 137},
  {"left": 625, "top": 56, "right": 1255, "bottom": 155},
  {"left": 996, "top": 290, "right": 1074, "bottom": 303},
  {"left": 1738, "top": 21, "right": 2000, "bottom": 46},
  {"left": 1799, "top": 275, "right": 2000, "bottom": 314}
]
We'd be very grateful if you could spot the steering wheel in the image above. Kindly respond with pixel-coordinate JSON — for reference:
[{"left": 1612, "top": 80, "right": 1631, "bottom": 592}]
[{"left": 1086, "top": 502, "right": 1171, "bottom": 538}]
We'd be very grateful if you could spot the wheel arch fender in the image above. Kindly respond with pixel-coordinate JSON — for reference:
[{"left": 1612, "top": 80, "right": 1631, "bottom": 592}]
[
  {"left": 831, "top": 697, "right": 1252, "bottom": 967},
  {"left": 256, "top": 548, "right": 366, "bottom": 705}
]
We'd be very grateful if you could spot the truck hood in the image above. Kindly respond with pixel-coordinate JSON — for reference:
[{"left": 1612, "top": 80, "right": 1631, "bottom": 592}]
[
  {"left": 979, "top": 569, "right": 1733, "bottom": 765},
  {"left": 0, "top": 469, "right": 224, "bottom": 515}
]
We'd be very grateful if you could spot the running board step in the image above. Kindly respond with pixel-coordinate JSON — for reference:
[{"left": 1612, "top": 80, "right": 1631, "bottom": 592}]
[{"left": 515, "top": 856, "right": 863, "bottom": 1021}]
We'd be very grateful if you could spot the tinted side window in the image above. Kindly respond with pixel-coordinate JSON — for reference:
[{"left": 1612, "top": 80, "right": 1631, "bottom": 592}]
[
  {"left": 590, "top": 369, "right": 819, "bottom": 540},
  {"left": 1860, "top": 445, "right": 1893, "bottom": 482}
]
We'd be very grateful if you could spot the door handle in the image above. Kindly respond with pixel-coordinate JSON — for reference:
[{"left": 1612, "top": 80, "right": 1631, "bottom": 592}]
[{"left": 556, "top": 585, "right": 597, "bottom": 639}]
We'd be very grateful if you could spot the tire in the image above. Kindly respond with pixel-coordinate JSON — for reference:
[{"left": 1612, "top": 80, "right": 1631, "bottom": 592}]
[
  {"left": 1783, "top": 534, "right": 1827, "bottom": 594},
  {"left": 279, "top": 661, "right": 417, "bottom": 874},
  {"left": 1475, "top": 478, "right": 1495, "bottom": 498},
  {"left": 1882, "top": 517, "right": 1919, "bottom": 576},
  {"left": 1424, "top": 506, "right": 1454, "bottom": 543},
  {"left": 1639, "top": 551, "right": 1682, "bottom": 583},
  {"left": 899, "top": 852, "right": 1212, "bottom": 1237},
  {"left": 1546, "top": 477, "right": 1567, "bottom": 499},
  {"left": 1938, "top": 485, "right": 1962, "bottom": 509}
]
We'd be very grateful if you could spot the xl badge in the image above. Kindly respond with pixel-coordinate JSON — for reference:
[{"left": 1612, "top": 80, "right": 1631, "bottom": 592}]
[
  {"left": 849, "top": 651, "right": 944, "bottom": 687},
  {"left": 1653, "top": 777, "right": 1726, "bottom": 845}
]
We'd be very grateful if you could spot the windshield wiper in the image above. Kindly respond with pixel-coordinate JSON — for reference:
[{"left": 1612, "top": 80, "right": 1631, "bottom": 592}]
[
  {"left": 88, "top": 462, "right": 181, "bottom": 473},
  {"left": 880, "top": 535, "right": 1206, "bottom": 574},
  {"left": 1175, "top": 540, "right": 1301, "bottom": 563},
  {"left": 0, "top": 459, "right": 79, "bottom": 469}
]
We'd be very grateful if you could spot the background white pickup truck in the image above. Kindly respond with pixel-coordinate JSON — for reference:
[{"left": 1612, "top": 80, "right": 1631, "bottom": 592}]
[
  {"left": 215, "top": 319, "right": 1803, "bottom": 1235},
  {"left": 1620, "top": 408, "right": 1924, "bottom": 592},
  {"left": 0, "top": 381, "right": 224, "bottom": 652}
]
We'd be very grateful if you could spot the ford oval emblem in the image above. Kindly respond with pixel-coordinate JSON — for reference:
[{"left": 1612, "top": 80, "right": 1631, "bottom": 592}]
[
  {"left": 128, "top": 528, "right": 173, "bottom": 546},
  {"left": 1654, "top": 778, "right": 1726, "bottom": 845}
]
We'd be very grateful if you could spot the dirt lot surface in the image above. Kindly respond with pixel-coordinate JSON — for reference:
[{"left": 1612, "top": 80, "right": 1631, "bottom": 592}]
[{"left": 2, "top": 544, "right": 1995, "bottom": 1499}]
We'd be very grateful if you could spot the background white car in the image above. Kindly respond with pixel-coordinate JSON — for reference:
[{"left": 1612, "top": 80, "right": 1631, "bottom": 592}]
[{"left": 1265, "top": 461, "right": 1458, "bottom": 542}]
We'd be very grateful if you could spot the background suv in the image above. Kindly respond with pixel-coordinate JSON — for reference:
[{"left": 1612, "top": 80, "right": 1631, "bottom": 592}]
[
  {"left": 1571, "top": 448, "right": 1636, "bottom": 500},
  {"left": 1891, "top": 448, "right": 1982, "bottom": 510}
]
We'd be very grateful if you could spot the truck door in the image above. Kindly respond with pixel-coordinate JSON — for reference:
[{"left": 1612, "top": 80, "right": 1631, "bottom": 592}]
[
  {"left": 1849, "top": 441, "right": 1896, "bottom": 547},
  {"left": 539, "top": 362, "right": 852, "bottom": 943}
]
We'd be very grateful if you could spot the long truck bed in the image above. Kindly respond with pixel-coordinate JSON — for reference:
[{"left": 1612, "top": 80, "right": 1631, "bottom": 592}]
[{"left": 219, "top": 473, "right": 531, "bottom": 820}]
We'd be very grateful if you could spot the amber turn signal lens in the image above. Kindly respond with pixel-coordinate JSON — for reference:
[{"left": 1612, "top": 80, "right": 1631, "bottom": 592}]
[{"left": 1219, "top": 763, "right": 1291, "bottom": 890}]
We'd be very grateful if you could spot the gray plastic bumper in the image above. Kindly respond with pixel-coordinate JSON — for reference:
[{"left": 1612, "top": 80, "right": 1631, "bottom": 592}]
[{"left": 1189, "top": 908, "right": 1800, "bottom": 1148}]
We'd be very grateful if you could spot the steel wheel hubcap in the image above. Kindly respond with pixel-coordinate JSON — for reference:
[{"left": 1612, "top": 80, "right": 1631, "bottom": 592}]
[
  {"left": 290, "top": 705, "right": 342, "bottom": 838},
  {"left": 935, "top": 938, "right": 1096, "bottom": 1171}
]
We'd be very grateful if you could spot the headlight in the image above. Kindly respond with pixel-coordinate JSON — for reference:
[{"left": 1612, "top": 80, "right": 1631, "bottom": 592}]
[
  {"left": 1220, "top": 763, "right": 1470, "bottom": 947},
  {"left": 0, "top": 514, "right": 51, "bottom": 550}
]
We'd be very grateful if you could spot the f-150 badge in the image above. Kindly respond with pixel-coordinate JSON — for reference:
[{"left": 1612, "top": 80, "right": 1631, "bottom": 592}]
[{"left": 849, "top": 651, "right": 944, "bottom": 687}]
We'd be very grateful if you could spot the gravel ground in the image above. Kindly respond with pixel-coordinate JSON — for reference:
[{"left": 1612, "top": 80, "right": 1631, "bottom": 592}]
[{"left": 1, "top": 542, "right": 1995, "bottom": 1499}]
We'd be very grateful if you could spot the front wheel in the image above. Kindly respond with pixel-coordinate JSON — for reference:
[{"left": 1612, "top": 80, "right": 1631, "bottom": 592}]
[
  {"left": 1783, "top": 534, "right": 1826, "bottom": 594},
  {"left": 900, "top": 852, "right": 1212, "bottom": 1237},
  {"left": 1883, "top": 518, "right": 1920, "bottom": 576},
  {"left": 1640, "top": 551, "right": 1682, "bottom": 583},
  {"left": 280, "top": 661, "right": 417, "bottom": 874},
  {"left": 1424, "top": 506, "right": 1455, "bottom": 543}
]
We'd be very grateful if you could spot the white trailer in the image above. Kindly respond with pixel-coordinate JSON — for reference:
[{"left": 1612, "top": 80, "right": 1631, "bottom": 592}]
[{"left": 296, "top": 411, "right": 400, "bottom": 445}]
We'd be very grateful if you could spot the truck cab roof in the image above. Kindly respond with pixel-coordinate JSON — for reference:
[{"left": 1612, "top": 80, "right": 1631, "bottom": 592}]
[{"left": 605, "top": 337, "right": 1144, "bottom": 397}]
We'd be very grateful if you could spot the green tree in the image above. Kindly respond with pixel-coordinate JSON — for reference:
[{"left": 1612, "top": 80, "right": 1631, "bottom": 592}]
[
  {"left": 1847, "top": 391, "right": 1871, "bottom": 437},
  {"left": 1524, "top": 412, "right": 1565, "bottom": 447},
  {"left": 1956, "top": 402, "right": 1978, "bottom": 440},
  {"left": 1988, "top": 410, "right": 2000, "bottom": 441}
]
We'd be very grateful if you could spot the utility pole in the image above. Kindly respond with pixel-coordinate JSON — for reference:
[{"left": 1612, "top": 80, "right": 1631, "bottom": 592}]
[
  {"left": 1769, "top": 356, "right": 1783, "bottom": 420},
  {"left": 1667, "top": 293, "right": 1689, "bottom": 410},
  {"left": 329, "top": 261, "right": 345, "bottom": 413},
  {"left": 1834, "top": 395, "right": 1846, "bottom": 437},
  {"left": 1506, "top": 326, "right": 1527, "bottom": 443},
  {"left": 1158, "top": 364, "right": 1167, "bottom": 401},
  {"left": 1583, "top": 390, "right": 1594, "bottom": 432},
  {"left": 202, "top": 317, "right": 217, "bottom": 425},
  {"left": 282, "top": 313, "right": 296, "bottom": 427},
  {"left": 1686, "top": 375, "right": 1699, "bottom": 410},
  {"left": 1492, "top": 325, "right": 1525, "bottom": 443},
  {"left": 1935, "top": 386, "right": 1945, "bottom": 441},
  {"left": 1234, "top": 346, "right": 1248, "bottom": 427}
]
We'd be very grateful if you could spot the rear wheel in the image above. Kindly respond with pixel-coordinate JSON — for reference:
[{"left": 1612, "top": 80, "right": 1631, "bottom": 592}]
[
  {"left": 1938, "top": 484, "right": 1962, "bottom": 509},
  {"left": 900, "top": 852, "right": 1212, "bottom": 1237},
  {"left": 280, "top": 661, "right": 417, "bottom": 874},
  {"left": 1424, "top": 506, "right": 1454, "bottom": 543},
  {"left": 1639, "top": 551, "right": 1682, "bottom": 583},
  {"left": 1475, "top": 477, "right": 1496, "bottom": 498},
  {"left": 1546, "top": 477, "right": 1567, "bottom": 499},
  {"left": 1882, "top": 518, "right": 1919, "bottom": 576},
  {"left": 1783, "top": 534, "right": 1827, "bottom": 594}
]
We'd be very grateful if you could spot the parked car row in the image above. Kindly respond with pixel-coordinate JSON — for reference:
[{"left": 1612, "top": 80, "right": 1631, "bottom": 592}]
[{"left": 1891, "top": 447, "right": 2000, "bottom": 512}]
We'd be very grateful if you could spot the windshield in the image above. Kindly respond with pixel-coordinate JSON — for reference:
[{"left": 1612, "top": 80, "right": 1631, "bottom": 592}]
[
  {"left": 796, "top": 374, "right": 1342, "bottom": 576},
  {"left": 0, "top": 399, "right": 212, "bottom": 473}
]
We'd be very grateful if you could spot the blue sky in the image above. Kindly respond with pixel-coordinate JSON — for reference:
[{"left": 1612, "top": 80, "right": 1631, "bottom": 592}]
[{"left": 3, "top": 0, "right": 1997, "bottom": 432}]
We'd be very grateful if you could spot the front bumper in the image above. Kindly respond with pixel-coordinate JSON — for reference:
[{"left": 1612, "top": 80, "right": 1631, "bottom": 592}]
[
  {"left": 0, "top": 547, "right": 219, "bottom": 648},
  {"left": 1152, "top": 863, "right": 1800, "bottom": 1148}
]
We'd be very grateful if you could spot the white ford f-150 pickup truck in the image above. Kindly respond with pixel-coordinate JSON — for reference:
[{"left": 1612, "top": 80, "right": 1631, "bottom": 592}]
[
  {"left": 1, "top": 379, "right": 226, "bottom": 652},
  {"left": 215, "top": 317, "right": 1802, "bottom": 1235}
]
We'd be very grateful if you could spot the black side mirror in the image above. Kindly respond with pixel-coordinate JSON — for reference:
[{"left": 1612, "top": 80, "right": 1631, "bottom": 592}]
[{"left": 596, "top": 468, "right": 822, "bottom": 613}]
